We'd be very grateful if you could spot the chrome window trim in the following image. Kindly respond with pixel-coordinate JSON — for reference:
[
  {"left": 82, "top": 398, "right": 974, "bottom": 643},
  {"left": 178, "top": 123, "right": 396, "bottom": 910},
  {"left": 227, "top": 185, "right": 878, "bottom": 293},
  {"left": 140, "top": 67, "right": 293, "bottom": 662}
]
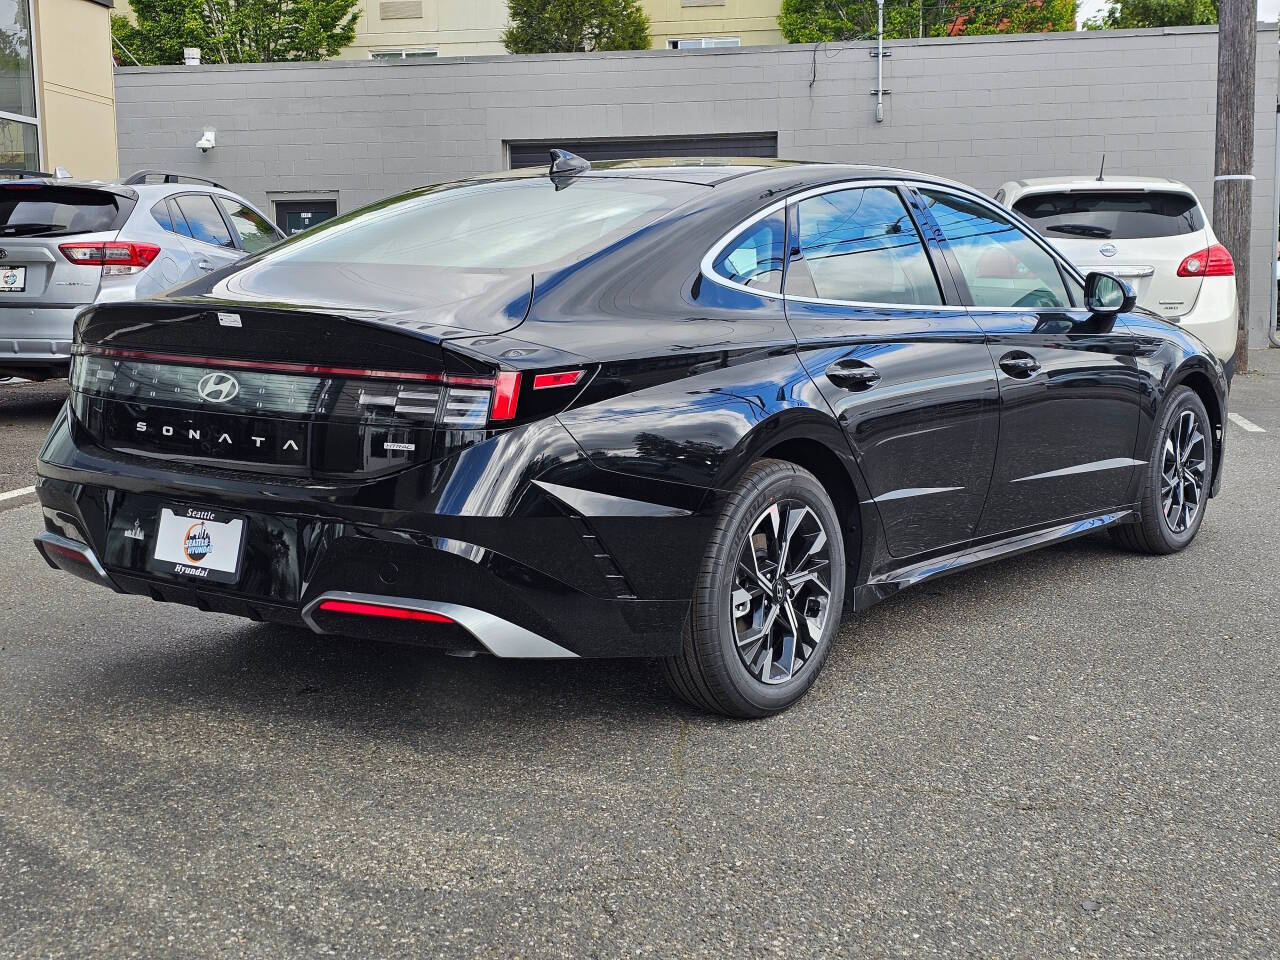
[{"left": 699, "top": 176, "right": 1092, "bottom": 315}]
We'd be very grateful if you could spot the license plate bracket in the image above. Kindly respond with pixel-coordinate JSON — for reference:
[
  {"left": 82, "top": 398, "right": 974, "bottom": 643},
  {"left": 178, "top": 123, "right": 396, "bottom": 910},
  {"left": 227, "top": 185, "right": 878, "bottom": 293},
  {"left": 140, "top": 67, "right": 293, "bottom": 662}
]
[
  {"left": 147, "top": 506, "right": 247, "bottom": 584},
  {"left": 0, "top": 266, "right": 27, "bottom": 292}
]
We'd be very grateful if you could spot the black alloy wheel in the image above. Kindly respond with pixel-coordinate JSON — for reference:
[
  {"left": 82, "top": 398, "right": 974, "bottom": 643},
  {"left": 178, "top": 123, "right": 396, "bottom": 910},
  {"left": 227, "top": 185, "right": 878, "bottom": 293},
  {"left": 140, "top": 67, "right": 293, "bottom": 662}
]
[
  {"left": 1112, "top": 385, "right": 1214, "bottom": 555},
  {"left": 662, "top": 459, "right": 847, "bottom": 718}
]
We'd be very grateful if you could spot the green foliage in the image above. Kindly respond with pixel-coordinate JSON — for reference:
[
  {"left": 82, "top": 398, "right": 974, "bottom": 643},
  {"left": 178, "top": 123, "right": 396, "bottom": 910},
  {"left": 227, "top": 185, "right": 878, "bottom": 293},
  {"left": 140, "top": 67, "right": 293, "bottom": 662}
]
[
  {"left": 112, "top": 0, "right": 360, "bottom": 65},
  {"left": 778, "top": 0, "right": 1077, "bottom": 43},
  {"left": 1083, "top": 0, "right": 1217, "bottom": 29},
  {"left": 503, "top": 0, "right": 651, "bottom": 53}
]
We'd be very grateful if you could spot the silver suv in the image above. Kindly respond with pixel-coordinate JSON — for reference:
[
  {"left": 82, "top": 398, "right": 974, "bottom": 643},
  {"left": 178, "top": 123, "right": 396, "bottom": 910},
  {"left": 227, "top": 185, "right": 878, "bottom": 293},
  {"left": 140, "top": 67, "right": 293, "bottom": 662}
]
[{"left": 0, "top": 170, "right": 284, "bottom": 380}]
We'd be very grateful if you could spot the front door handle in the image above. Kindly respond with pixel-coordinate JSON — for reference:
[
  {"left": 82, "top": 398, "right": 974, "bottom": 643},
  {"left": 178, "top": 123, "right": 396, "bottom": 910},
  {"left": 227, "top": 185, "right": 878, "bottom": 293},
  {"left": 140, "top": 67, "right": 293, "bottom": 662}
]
[
  {"left": 826, "top": 359, "right": 881, "bottom": 391},
  {"left": 998, "top": 352, "right": 1042, "bottom": 378}
]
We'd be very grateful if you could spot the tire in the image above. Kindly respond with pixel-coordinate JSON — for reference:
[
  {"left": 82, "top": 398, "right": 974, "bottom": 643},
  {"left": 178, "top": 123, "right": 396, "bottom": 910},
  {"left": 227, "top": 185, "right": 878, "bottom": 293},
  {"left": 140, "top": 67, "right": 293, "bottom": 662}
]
[
  {"left": 661, "top": 458, "right": 847, "bottom": 718},
  {"left": 1111, "top": 385, "right": 1213, "bottom": 555}
]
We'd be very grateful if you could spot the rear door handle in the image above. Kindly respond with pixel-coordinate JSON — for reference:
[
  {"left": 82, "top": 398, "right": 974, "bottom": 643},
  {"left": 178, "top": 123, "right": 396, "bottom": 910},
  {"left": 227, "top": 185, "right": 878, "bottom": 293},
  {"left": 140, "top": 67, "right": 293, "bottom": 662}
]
[
  {"left": 998, "top": 352, "right": 1041, "bottom": 378},
  {"left": 826, "top": 359, "right": 881, "bottom": 390}
]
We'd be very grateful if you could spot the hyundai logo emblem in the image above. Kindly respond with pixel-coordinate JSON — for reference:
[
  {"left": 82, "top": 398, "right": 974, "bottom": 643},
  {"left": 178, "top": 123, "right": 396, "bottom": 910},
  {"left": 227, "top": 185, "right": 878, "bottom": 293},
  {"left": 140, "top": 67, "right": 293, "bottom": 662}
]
[
  {"left": 1099, "top": 243, "right": 1117, "bottom": 258},
  {"left": 197, "top": 372, "right": 241, "bottom": 403}
]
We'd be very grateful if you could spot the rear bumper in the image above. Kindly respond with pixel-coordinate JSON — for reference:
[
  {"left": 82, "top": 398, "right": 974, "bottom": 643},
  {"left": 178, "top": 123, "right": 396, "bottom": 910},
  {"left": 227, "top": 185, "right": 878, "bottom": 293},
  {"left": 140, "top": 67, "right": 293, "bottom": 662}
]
[
  {"left": 34, "top": 413, "right": 706, "bottom": 658},
  {"left": 1178, "top": 277, "right": 1237, "bottom": 363}
]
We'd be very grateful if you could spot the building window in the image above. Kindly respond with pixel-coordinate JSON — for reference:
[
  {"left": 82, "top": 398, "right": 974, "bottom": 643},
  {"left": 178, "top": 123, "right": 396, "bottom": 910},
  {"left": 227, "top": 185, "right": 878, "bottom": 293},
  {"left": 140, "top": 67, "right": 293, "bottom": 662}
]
[
  {"left": 370, "top": 49, "right": 439, "bottom": 61},
  {"left": 668, "top": 37, "right": 740, "bottom": 49},
  {"left": 0, "top": 0, "right": 38, "bottom": 170}
]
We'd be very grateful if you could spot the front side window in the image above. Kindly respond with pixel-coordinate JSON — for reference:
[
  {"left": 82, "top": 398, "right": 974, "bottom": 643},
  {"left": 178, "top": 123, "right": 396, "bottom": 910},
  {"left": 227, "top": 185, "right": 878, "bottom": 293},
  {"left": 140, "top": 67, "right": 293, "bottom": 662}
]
[
  {"left": 219, "top": 199, "right": 280, "bottom": 253},
  {"left": 790, "top": 186, "right": 942, "bottom": 306},
  {"left": 922, "top": 190, "right": 1069, "bottom": 309},
  {"left": 711, "top": 211, "right": 785, "bottom": 293},
  {"left": 174, "top": 194, "right": 234, "bottom": 248}
]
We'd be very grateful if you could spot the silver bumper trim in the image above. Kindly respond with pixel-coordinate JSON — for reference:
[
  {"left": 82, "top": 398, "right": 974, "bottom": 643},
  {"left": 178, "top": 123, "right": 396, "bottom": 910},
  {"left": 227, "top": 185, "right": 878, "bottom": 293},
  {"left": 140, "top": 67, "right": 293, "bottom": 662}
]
[{"left": 300, "top": 590, "right": 579, "bottom": 659}]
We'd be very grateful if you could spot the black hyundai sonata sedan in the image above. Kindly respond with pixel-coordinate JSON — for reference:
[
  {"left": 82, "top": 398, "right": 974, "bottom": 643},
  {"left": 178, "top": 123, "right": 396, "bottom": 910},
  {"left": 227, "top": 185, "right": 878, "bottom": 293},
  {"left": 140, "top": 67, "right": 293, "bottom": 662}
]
[{"left": 34, "top": 155, "right": 1227, "bottom": 717}]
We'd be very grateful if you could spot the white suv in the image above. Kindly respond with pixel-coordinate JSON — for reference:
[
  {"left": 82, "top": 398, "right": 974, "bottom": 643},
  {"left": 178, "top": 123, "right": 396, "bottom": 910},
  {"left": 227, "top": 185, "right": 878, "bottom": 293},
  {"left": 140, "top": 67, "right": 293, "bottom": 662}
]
[{"left": 995, "top": 176, "right": 1237, "bottom": 364}]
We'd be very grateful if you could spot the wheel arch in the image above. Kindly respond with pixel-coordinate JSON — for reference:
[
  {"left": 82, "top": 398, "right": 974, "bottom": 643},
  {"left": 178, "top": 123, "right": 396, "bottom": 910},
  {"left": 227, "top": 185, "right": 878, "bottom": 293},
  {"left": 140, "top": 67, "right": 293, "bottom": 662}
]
[
  {"left": 727, "top": 415, "right": 880, "bottom": 602},
  {"left": 1168, "top": 360, "right": 1226, "bottom": 496}
]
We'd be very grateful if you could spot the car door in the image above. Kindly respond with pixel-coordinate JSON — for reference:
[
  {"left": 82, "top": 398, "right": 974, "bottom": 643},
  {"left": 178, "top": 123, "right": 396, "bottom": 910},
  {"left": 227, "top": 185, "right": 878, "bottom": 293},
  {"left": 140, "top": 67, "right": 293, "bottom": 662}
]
[
  {"left": 915, "top": 186, "right": 1144, "bottom": 537},
  {"left": 170, "top": 192, "right": 242, "bottom": 276},
  {"left": 782, "top": 182, "right": 1000, "bottom": 559}
]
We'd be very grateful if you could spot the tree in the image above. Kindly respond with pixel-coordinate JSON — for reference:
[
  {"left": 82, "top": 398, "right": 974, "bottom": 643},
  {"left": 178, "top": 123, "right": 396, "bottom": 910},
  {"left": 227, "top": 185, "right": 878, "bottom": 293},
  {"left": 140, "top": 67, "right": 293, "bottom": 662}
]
[
  {"left": 112, "top": 0, "right": 360, "bottom": 65},
  {"left": 503, "top": 0, "right": 650, "bottom": 53},
  {"left": 778, "top": 0, "right": 1075, "bottom": 44},
  {"left": 1083, "top": 0, "right": 1216, "bottom": 28}
]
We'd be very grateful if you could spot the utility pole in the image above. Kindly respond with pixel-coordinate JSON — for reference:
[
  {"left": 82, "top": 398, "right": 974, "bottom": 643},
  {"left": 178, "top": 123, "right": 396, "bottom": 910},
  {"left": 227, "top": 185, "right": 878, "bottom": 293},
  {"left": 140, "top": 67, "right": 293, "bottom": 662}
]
[{"left": 1212, "top": 0, "right": 1258, "bottom": 374}]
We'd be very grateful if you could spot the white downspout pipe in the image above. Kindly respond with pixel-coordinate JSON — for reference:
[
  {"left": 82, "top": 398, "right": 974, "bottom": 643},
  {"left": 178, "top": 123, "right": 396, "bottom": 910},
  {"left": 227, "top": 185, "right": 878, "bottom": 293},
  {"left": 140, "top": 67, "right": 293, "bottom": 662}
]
[{"left": 876, "top": 0, "right": 885, "bottom": 123}]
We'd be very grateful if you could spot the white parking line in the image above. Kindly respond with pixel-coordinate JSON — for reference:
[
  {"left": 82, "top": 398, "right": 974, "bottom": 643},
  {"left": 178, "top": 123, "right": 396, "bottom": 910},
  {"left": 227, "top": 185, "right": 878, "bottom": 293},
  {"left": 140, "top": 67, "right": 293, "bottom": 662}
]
[
  {"left": 1228, "top": 413, "right": 1267, "bottom": 433},
  {"left": 0, "top": 485, "right": 36, "bottom": 502}
]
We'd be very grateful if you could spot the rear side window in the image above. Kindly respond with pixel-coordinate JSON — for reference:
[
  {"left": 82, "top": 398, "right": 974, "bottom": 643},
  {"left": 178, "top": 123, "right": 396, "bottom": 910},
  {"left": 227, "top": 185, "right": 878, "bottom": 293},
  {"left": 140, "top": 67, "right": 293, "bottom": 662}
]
[
  {"left": 174, "top": 194, "right": 234, "bottom": 248},
  {"left": 790, "top": 186, "right": 942, "bottom": 306},
  {"left": 1013, "top": 190, "right": 1204, "bottom": 240},
  {"left": 0, "top": 185, "right": 123, "bottom": 237},
  {"left": 255, "top": 177, "right": 700, "bottom": 271},
  {"left": 712, "top": 211, "right": 785, "bottom": 293},
  {"left": 218, "top": 198, "right": 280, "bottom": 254}
]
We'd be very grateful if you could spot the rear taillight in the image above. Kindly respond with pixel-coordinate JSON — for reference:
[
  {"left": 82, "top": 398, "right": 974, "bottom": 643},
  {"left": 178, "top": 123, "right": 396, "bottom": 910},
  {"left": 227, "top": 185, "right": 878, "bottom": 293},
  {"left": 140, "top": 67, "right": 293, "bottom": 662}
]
[
  {"left": 1177, "top": 243, "right": 1234, "bottom": 277},
  {"left": 59, "top": 241, "right": 161, "bottom": 275}
]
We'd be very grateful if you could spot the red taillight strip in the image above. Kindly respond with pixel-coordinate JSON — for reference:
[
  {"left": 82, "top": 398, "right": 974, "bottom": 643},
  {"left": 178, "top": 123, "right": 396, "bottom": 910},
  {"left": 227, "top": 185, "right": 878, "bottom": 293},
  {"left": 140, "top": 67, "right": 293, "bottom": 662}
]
[
  {"left": 77, "top": 345, "right": 498, "bottom": 386},
  {"left": 317, "top": 599, "right": 454, "bottom": 623},
  {"left": 532, "top": 370, "right": 585, "bottom": 390},
  {"left": 490, "top": 371, "right": 522, "bottom": 421}
]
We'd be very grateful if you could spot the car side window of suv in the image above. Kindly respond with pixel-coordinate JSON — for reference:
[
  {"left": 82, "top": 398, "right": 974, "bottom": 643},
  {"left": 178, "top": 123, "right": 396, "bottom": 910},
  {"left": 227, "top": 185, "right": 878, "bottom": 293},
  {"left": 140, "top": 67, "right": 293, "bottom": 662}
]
[
  {"left": 921, "top": 189, "right": 1070, "bottom": 309},
  {"left": 710, "top": 210, "right": 785, "bottom": 293},
  {"left": 151, "top": 199, "right": 192, "bottom": 238},
  {"left": 174, "top": 194, "right": 234, "bottom": 249},
  {"left": 218, "top": 198, "right": 281, "bottom": 254},
  {"left": 788, "top": 186, "right": 942, "bottom": 306}
]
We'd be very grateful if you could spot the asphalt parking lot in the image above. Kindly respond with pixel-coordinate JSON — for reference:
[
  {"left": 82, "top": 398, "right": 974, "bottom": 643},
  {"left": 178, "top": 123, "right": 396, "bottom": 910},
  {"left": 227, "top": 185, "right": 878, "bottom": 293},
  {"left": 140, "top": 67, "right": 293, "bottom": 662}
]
[{"left": 1, "top": 355, "right": 1277, "bottom": 960}]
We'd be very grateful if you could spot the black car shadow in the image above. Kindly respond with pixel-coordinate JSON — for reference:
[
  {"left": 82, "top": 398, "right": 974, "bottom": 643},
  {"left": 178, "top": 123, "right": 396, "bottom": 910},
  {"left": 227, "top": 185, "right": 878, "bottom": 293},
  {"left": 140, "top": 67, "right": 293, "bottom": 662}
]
[{"left": 85, "top": 531, "right": 1134, "bottom": 739}]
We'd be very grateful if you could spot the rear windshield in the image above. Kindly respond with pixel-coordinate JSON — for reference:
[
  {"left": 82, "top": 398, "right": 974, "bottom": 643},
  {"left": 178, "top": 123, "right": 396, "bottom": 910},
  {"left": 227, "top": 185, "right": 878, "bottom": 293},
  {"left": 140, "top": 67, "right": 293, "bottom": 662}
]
[
  {"left": 0, "top": 185, "right": 125, "bottom": 238},
  {"left": 256, "top": 176, "right": 701, "bottom": 271},
  {"left": 1013, "top": 190, "right": 1204, "bottom": 240}
]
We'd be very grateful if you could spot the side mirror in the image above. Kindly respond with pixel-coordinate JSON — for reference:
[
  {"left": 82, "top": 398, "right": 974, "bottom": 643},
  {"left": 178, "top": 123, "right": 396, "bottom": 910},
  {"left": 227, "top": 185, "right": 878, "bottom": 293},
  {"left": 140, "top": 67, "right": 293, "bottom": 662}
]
[{"left": 1084, "top": 271, "right": 1136, "bottom": 316}]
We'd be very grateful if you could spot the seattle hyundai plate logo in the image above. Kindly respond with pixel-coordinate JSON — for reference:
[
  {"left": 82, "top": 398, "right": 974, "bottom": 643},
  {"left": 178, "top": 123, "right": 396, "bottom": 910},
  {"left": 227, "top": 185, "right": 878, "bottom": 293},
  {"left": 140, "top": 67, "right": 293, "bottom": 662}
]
[
  {"left": 1, "top": 270, "right": 18, "bottom": 286},
  {"left": 183, "top": 522, "right": 212, "bottom": 563},
  {"left": 197, "top": 372, "right": 240, "bottom": 403}
]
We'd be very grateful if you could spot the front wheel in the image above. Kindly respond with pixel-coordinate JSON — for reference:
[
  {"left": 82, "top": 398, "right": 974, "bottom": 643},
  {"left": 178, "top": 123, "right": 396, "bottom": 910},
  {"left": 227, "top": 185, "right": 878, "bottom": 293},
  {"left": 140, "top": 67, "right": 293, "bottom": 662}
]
[
  {"left": 1111, "top": 385, "right": 1214, "bottom": 555},
  {"left": 661, "top": 459, "right": 846, "bottom": 718}
]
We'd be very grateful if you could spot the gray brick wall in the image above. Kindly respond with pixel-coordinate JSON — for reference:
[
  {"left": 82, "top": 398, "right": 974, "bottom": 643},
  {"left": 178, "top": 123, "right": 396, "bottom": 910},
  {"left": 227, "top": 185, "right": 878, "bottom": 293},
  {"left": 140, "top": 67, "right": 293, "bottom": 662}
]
[{"left": 115, "top": 25, "right": 1280, "bottom": 345}]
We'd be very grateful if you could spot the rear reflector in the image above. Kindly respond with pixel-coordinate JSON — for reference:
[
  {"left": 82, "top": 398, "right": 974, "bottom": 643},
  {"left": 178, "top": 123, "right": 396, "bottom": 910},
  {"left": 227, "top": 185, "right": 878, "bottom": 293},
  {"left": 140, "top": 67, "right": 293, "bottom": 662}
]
[
  {"left": 531, "top": 370, "right": 585, "bottom": 390},
  {"left": 1177, "top": 243, "right": 1234, "bottom": 277},
  {"left": 44, "top": 541, "right": 91, "bottom": 565},
  {"left": 316, "top": 599, "right": 454, "bottom": 623}
]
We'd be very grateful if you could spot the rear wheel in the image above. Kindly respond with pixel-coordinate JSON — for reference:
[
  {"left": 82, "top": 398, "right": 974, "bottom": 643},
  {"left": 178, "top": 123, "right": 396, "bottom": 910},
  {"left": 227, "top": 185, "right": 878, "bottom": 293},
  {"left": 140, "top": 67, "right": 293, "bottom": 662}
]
[
  {"left": 661, "top": 459, "right": 846, "bottom": 718},
  {"left": 1111, "top": 385, "right": 1213, "bottom": 554}
]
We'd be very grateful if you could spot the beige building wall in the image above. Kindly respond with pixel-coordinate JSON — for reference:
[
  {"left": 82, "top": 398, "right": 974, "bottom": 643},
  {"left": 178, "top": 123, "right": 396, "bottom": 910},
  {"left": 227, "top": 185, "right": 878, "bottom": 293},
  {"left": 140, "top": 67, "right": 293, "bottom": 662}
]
[
  {"left": 32, "top": 0, "right": 117, "bottom": 178},
  {"left": 340, "top": 0, "right": 780, "bottom": 57}
]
